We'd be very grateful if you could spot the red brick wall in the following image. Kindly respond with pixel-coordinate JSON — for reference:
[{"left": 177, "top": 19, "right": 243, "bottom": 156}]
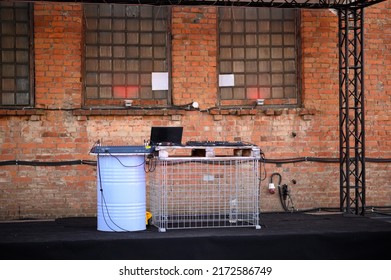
[
  {"left": 34, "top": 3, "right": 83, "bottom": 109},
  {"left": 0, "top": 2, "right": 390, "bottom": 220},
  {"left": 362, "top": 1, "right": 391, "bottom": 206},
  {"left": 171, "top": 6, "right": 217, "bottom": 110}
]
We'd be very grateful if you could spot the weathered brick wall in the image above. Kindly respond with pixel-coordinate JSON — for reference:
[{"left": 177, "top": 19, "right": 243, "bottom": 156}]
[
  {"left": 0, "top": 2, "right": 390, "bottom": 220},
  {"left": 362, "top": 1, "right": 391, "bottom": 206},
  {"left": 171, "top": 6, "right": 217, "bottom": 110},
  {"left": 34, "top": 3, "right": 83, "bottom": 109}
]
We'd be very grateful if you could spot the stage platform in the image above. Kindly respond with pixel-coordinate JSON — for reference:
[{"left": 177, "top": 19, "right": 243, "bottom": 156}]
[{"left": 1, "top": 212, "right": 391, "bottom": 260}]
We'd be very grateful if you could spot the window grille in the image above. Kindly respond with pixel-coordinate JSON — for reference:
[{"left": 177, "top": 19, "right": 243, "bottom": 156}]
[
  {"left": 218, "top": 7, "right": 300, "bottom": 106},
  {"left": 0, "top": 2, "right": 33, "bottom": 107},
  {"left": 84, "top": 4, "right": 170, "bottom": 107}
]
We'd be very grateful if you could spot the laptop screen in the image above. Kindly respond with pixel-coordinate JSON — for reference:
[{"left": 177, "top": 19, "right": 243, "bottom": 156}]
[{"left": 150, "top": 127, "right": 183, "bottom": 146}]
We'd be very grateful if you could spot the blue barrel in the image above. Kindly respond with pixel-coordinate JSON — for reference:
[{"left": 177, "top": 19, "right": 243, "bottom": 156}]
[{"left": 96, "top": 154, "right": 146, "bottom": 232}]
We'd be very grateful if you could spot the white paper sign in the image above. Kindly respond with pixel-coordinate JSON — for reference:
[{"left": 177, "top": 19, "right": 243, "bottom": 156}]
[
  {"left": 152, "top": 72, "right": 169, "bottom": 90},
  {"left": 219, "top": 74, "right": 235, "bottom": 87}
]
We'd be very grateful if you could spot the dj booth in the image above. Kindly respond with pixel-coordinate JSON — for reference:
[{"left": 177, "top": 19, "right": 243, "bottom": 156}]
[{"left": 90, "top": 131, "right": 262, "bottom": 233}]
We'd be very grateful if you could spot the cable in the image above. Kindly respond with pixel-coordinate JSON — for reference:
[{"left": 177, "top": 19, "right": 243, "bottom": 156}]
[
  {"left": 366, "top": 157, "right": 391, "bottom": 163},
  {"left": 259, "top": 156, "right": 267, "bottom": 182},
  {"left": 367, "top": 205, "right": 391, "bottom": 216},
  {"left": 270, "top": 172, "right": 296, "bottom": 212},
  {"left": 261, "top": 206, "right": 391, "bottom": 216},
  {"left": 270, "top": 172, "right": 282, "bottom": 186},
  {"left": 264, "top": 157, "right": 391, "bottom": 164},
  {"left": 0, "top": 160, "right": 96, "bottom": 166},
  {"left": 260, "top": 207, "right": 342, "bottom": 215},
  {"left": 1, "top": 156, "right": 390, "bottom": 167},
  {"left": 144, "top": 154, "right": 156, "bottom": 173},
  {"left": 105, "top": 150, "right": 146, "bottom": 168}
]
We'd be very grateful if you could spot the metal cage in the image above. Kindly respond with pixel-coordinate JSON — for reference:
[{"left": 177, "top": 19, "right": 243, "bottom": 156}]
[{"left": 150, "top": 146, "right": 261, "bottom": 232}]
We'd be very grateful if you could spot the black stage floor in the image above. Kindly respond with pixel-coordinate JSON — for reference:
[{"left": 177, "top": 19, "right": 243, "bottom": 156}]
[{"left": 1, "top": 212, "right": 391, "bottom": 260}]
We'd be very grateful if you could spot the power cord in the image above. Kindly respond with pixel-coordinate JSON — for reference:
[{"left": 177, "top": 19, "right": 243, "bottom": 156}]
[{"left": 270, "top": 172, "right": 296, "bottom": 212}]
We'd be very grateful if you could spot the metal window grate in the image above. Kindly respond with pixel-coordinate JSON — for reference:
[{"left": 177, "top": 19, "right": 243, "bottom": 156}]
[
  {"left": 84, "top": 4, "right": 170, "bottom": 107},
  {"left": 0, "top": 2, "right": 32, "bottom": 107},
  {"left": 150, "top": 155, "right": 261, "bottom": 232},
  {"left": 218, "top": 7, "right": 299, "bottom": 104}
]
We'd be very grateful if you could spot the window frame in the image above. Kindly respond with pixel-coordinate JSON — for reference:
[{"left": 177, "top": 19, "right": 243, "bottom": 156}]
[
  {"left": 82, "top": 4, "right": 172, "bottom": 108},
  {"left": 217, "top": 7, "right": 301, "bottom": 108},
  {"left": 0, "top": 2, "right": 34, "bottom": 108}
]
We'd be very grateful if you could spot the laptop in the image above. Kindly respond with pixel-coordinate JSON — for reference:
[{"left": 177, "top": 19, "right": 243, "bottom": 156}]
[{"left": 150, "top": 127, "right": 183, "bottom": 146}]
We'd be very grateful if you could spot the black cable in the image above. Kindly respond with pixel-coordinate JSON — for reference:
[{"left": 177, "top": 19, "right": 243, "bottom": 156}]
[
  {"left": 15, "top": 105, "right": 202, "bottom": 112},
  {"left": 278, "top": 185, "right": 289, "bottom": 212},
  {"left": 260, "top": 207, "right": 342, "bottom": 215},
  {"left": 144, "top": 155, "right": 156, "bottom": 173},
  {"left": 367, "top": 205, "right": 391, "bottom": 210},
  {"left": 270, "top": 172, "right": 296, "bottom": 212},
  {"left": 105, "top": 150, "right": 146, "bottom": 168},
  {"left": 0, "top": 160, "right": 96, "bottom": 166},
  {"left": 369, "top": 210, "right": 391, "bottom": 216},
  {"left": 270, "top": 172, "right": 282, "bottom": 186},
  {"left": 366, "top": 157, "right": 391, "bottom": 163},
  {"left": 264, "top": 157, "right": 391, "bottom": 164},
  {"left": 366, "top": 205, "right": 391, "bottom": 216},
  {"left": 1, "top": 156, "right": 390, "bottom": 166},
  {"left": 264, "top": 157, "right": 339, "bottom": 164},
  {"left": 285, "top": 185, "right": 295, "bottom": 212},
  {"left": 261, "top": 206, "right": 391, "bottom": 216},
  {"left": 155, "top": 158, "right": 259, "bottom": 166},
  {"left": 259, "top": 157, "right": 267, "bottom": 182},
  {"left": 292, "top": 207, "right": 342, "bottom": 214},
  {"left": 270, "top": 172, "right": 287, "bottom": 212}
]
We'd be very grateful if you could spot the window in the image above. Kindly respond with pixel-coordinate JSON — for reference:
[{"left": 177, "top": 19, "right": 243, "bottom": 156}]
[
  {"left": 0, "top": 2, "right": 33, "bottom": 107},
  {"left": 84, "top": 4, "right": 170, "bottom": 107},
  {"left": 218, "top": 7, "right": 300, "bottom": 107}
]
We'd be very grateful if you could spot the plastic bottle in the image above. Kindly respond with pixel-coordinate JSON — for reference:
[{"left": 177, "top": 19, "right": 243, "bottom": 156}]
[{"left": 229, "top": 198, "right": 238, "bottom": 223}]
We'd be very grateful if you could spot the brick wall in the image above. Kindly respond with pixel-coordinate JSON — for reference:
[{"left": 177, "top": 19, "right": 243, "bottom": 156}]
[
  {"left": 34, "top": 3, "right": 83, "bottom": 109},
  {"left": 362, "top": 1, "right": 391, "bottom": 206},
  {"left": 171, "top": 7, "right": 218, "bottom": 110},
  {"left": 0, "top": 2, "right": 390, "bottom": 220}
]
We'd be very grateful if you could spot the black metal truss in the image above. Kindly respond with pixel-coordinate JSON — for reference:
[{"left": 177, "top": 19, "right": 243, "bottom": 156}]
[
  {"left": 338, "top": 8, "right": 366, "bottom": 215},
  {"left": 13, "top": 0, "right": 386, "bottom": 9}
]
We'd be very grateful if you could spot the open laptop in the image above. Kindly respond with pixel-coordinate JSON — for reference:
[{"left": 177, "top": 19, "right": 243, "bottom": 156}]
[{"left": 149, "top": 127, "right": 183, "bottom": 146}]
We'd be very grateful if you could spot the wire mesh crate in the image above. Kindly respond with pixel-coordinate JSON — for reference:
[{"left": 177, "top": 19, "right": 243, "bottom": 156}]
[{"left": 150, "top": 146, "right": 261, "bottom": 232}]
